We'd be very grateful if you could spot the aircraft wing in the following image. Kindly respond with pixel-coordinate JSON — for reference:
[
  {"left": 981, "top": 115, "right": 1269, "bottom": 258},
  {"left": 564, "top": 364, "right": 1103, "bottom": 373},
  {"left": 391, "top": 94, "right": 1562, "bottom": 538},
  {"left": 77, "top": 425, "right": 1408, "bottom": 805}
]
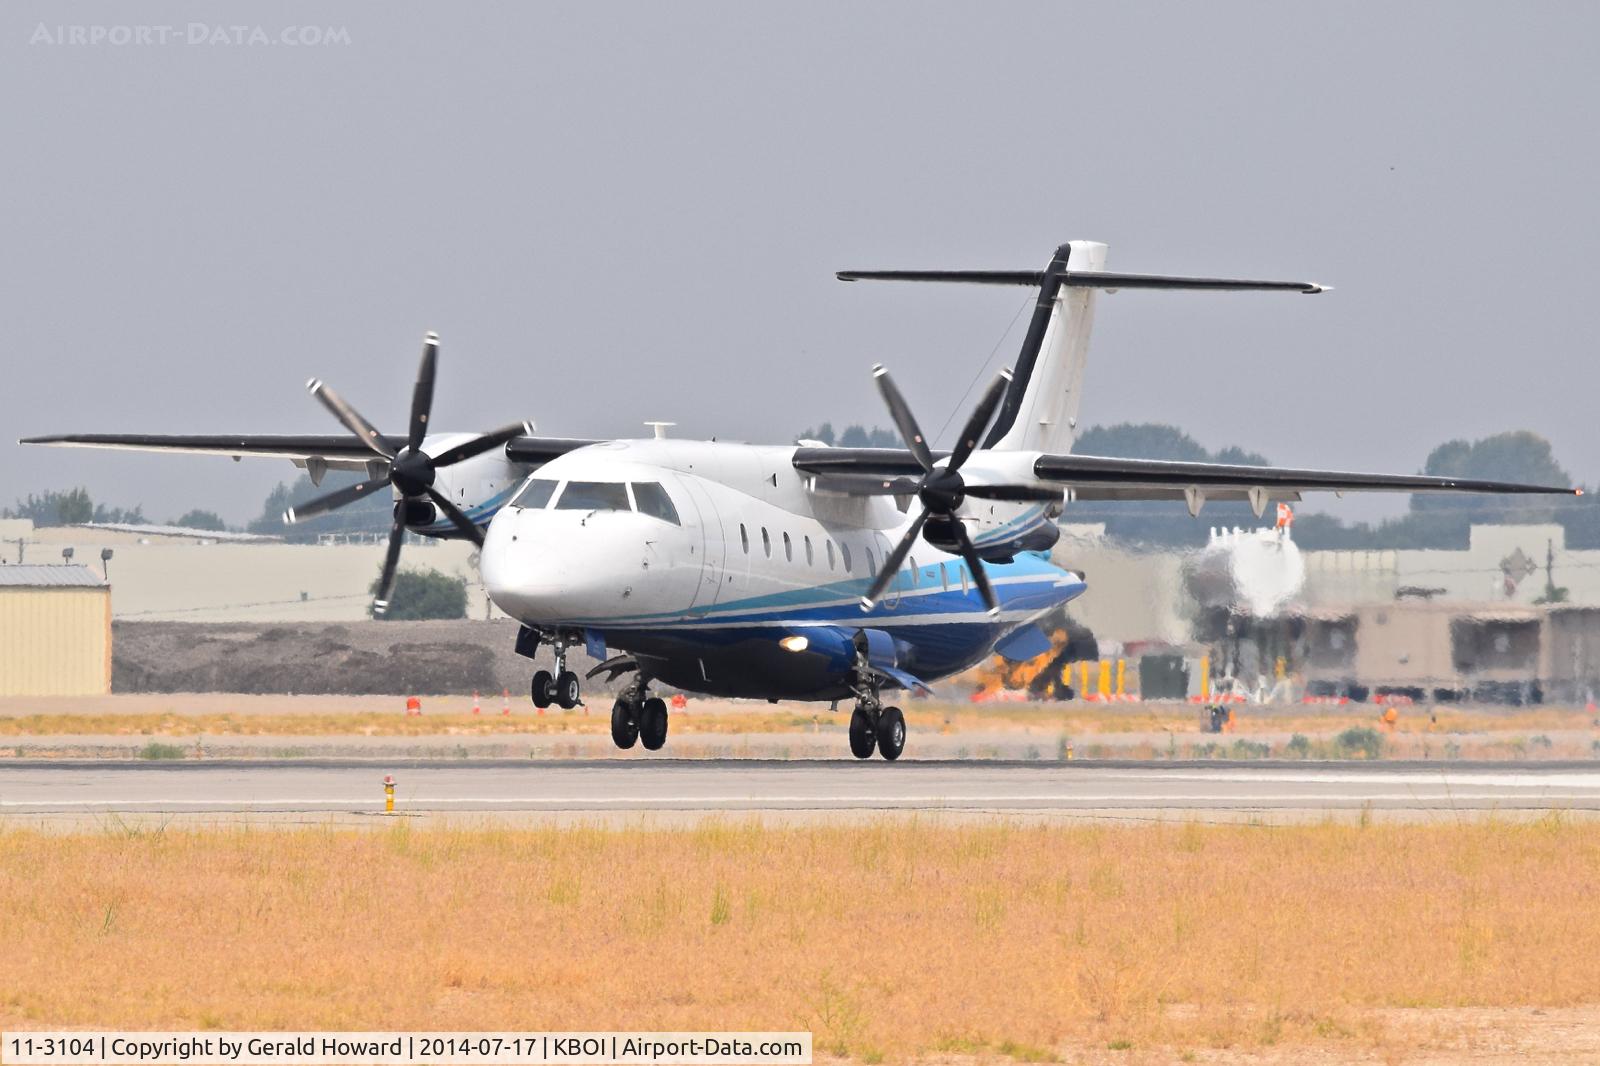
[
  {"left": 1030, "top": 453, "right": 1580, "bottom": 499},
  {"left": 22, "top": 432, "right": 597, "bottom": 469},
  {"left": 794, "top": 447, "right": 1580, "bottom": 512}
]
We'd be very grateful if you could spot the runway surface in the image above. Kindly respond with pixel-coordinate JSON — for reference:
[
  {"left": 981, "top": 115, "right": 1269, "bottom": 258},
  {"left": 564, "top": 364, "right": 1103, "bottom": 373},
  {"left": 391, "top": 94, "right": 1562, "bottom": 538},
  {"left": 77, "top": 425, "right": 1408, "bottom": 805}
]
[{"left": 4, "top": 759, "right": 1600, "bottom": 825}]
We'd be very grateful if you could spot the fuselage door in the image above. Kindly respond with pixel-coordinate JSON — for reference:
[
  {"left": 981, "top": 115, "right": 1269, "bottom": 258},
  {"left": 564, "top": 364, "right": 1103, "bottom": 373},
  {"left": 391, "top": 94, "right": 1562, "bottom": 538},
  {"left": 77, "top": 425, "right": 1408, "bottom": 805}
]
[{"left": 678, "top": 473, "right": 725, "bottom": 615}]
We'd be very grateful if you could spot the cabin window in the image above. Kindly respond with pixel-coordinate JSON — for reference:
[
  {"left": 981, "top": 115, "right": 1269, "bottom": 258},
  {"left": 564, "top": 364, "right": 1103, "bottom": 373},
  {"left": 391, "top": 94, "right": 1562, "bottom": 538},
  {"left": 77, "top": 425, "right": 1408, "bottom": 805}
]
[
  {"left": 841, "top": 542, "right": 852, "bottom": 573},
  {"left": 630, "top": 482, "right": 680, "bottom": 525},
  {"left": 761, "top": 527, "right": 772, "bottom": 557},
  {"left": 555, "top": 481, "right": 631, "bottom": 512},
  {"left": 909, "top": 557, "right": 919, "bottom": 586},
  {"left": 826, "top": 541, "right": 836, "bottom": 571},
  {"left": 939, "top": 563, "right": 949, "bottom": 590},
  {"left": 783, "top": 531, "right": 793, "bottom": 562},
  {"left": 512, "top": 478, "right": 557, "bottom": 510},
  {"left": 805, "top": 536, "right": 814, "bottom": 566},
  {"left": 740, "top": 524, "right": 749, "bottom": 553}
]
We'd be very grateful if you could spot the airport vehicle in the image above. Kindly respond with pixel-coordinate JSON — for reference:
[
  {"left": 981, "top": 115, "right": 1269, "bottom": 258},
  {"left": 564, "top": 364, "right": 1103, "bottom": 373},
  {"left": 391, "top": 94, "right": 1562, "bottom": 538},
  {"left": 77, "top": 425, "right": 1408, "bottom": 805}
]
[{"left": 24, "top": 241, "right": 1578, "bottom": 759}]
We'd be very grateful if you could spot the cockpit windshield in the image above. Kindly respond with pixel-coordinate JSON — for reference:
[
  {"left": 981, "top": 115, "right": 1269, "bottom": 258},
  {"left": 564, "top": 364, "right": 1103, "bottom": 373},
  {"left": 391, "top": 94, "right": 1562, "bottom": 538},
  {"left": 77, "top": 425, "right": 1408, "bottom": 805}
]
[
  {"left": 513, "top": 478, "right": 681, "bottom": 523},
  {"left": 555, "top": 481, "right": 631, "bottom": 512},
  {"left": 631, "top": 482, "right": 680, "bottom": 525},
  {"left": 512, "top": 478, "right": 557, "bottom": 509}
]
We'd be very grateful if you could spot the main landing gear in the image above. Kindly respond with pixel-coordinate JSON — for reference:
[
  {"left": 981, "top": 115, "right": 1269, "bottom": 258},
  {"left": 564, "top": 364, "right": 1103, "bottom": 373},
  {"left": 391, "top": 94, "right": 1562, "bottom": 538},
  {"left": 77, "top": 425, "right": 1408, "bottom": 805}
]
[
  {"left": 530, "top": 638, "right": 582, "bottom": 710},
  {"left": 611, "top": 676, "right": 668, "bottom": 751},
  {"left": 848, "top": 697, "right": 906, "bottom": 761}
]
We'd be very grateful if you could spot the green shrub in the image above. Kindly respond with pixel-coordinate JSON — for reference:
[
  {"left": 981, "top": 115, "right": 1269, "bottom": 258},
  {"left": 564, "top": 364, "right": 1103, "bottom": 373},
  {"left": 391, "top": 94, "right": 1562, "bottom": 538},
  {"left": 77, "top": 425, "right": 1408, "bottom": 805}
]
[
  {"left": 1333, "top": 726, "right": 1384, "bottom": 760},
  {"left": 1285, "top": 733, "right": 1312, "bottom": 759},
  {"left": 370, "top": 567, "right": 468, "bottom": 620}
]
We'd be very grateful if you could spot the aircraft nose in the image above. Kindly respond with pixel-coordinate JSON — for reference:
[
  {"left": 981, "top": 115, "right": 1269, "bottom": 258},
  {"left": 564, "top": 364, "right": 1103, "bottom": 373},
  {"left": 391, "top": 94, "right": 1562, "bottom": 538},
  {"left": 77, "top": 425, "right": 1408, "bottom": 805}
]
[{"left": 481, "top": 506, "right": 629, "bottom": 622}]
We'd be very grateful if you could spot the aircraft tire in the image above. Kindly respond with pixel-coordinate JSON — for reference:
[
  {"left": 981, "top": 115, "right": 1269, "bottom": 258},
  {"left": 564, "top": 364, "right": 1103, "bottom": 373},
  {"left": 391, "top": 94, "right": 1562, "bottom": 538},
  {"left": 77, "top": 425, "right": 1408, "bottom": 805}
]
[
  {"left": 555, "top": 670, "right": 581, "bottom": 709},
  {"left": 876, "top": 706, "right": 906, "bottom": 761},
  {"left": 531, "top": 670, "right": 555, "bottom": 708},
  {"left": 848, "top": 708, "right": 877, "bottom": 759},
  {"left": 639, "top": 697, "right": 669, "bottom": 750},
  {"left": 611, "top": 698, "right": 639, "bottom": 749}
]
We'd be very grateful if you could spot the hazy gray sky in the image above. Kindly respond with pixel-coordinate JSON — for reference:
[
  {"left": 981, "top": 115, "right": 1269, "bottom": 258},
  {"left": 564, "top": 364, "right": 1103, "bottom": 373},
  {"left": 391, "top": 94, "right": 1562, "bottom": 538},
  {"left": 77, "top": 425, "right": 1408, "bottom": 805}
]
[{"left": 4, "top": 2, "right": 1596, "bottom": 524}]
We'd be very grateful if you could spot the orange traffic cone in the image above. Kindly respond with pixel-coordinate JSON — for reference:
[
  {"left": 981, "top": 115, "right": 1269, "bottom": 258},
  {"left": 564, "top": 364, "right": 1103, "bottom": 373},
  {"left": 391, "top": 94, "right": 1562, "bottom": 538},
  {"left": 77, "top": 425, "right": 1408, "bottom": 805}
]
[
  {"left": 502, "top": 687, "right": 511, "bottom": 716},
  {"left": 472, "top": 691, "right": 481, "bottom": 715},
  {"left": 404, "top": 696, "right": 422, "bottom": 717}
]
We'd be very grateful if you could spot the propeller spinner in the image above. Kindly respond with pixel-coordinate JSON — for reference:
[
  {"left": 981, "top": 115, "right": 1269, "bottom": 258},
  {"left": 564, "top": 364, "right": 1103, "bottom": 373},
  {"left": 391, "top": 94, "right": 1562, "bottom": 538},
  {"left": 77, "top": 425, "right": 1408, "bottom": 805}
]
[{"left": 284, "top": 332, "right": 527, "bottom": 615}]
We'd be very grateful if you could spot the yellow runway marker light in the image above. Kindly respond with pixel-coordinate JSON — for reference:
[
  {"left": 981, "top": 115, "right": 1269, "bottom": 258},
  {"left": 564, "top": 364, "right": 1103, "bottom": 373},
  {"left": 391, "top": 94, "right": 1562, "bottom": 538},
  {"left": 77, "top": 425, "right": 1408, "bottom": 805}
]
[{"left": 383, "top": 774, "right": 395, "bottom": 814}]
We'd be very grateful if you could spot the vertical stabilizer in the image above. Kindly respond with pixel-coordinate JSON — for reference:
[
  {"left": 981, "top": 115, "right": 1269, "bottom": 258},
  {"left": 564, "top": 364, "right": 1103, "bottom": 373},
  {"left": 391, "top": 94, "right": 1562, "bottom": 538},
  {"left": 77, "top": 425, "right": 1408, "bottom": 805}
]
[{"left": 983, "top": 241, "right": 1105, "bottom": 453}]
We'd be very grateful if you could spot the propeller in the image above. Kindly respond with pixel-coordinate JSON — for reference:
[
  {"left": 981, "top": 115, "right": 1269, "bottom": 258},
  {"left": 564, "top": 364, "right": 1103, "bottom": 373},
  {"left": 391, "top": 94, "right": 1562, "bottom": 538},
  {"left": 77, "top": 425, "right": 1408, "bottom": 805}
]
[
  {"left": 858, "top": 365, "right": 1014, "bottom": 616},
  {"left": 284, "top": 332, "right": 529, "bottom": 615}
]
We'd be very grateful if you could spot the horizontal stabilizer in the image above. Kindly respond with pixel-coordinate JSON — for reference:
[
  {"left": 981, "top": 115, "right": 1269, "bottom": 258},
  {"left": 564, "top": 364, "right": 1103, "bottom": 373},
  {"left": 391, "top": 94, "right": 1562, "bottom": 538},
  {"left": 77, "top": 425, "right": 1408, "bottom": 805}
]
[{"left": 837, "top": 269, "right": 1327, "bottom": 294}]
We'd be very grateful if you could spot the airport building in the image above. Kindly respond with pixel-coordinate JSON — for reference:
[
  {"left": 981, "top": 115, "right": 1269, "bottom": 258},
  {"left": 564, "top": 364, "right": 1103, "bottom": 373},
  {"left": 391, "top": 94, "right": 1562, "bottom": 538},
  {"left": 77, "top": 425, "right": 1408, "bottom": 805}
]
[
  {"left": 1055, "top": 521, "right": 1600, "bottom": 704},
  {"left": 0, "top": 519, "right": 488, "bottom": 623},
  {"left": 0, "top": 564, "right": 112, "bottom": 696}
]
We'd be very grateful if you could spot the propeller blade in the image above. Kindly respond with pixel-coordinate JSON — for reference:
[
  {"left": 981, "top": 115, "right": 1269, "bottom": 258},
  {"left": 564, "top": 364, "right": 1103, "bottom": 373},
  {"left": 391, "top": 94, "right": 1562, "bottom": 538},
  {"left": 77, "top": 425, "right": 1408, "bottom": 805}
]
[
  {"left": 425, "top": 486, "right": 486, "bottom": 546},
  {"left": 307, "top": 379, "right": 395, "bottom": 459},
  {"left": 946, "top": 368, "right": 1012, "bottom": 472},
  {"left": 872, "top": 365, "right": 934, "bottom": 473},
  {"left": 859, "top": 507, "right": 929, "bottom": 610},
  {"left": 429, "top": 422, "right": 533, "bottom": 468},
  {"left": 407, "top": 332, "right": 439, "bottom": 453},
  {"left": 372, "top": 519, "right": 407, "bottom": 616},
  {"left": 960, "top": 483, "right": 1065, "bottom": 503},
  {"left": 282, "top": 476, "right": 390, "bottom": 524},
  {"left": 952, "top": 520, "right": 999, "bottom": 615}
]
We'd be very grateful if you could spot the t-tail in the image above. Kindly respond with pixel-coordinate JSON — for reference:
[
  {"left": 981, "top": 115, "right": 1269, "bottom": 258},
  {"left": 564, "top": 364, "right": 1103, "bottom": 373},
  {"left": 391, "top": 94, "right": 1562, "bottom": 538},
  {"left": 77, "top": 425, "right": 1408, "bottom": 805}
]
[{"left": 837, "top": 242, "right": 1327, "bottom": 455}]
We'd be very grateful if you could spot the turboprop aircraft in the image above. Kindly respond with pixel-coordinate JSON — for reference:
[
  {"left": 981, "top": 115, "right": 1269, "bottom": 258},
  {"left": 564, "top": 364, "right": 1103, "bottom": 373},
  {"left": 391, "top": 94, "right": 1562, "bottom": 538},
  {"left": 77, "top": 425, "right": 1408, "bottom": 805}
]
[{"left": 24, "top": 241, "right": 1579, "bottom": 760}]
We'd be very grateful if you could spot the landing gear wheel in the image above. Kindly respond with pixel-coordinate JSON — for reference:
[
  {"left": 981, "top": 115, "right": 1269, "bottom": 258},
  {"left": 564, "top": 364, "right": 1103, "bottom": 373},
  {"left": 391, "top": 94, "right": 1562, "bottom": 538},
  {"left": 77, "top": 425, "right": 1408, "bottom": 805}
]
[
  {"left": 610, "top": 698, "right": 639, "bottom": 749},
  {"left": 639, "top": 697, "right": 669, "bottom": 751},
  {"left": 876, "top": 706, "right": 906, "bottom": 761},
  {"left": 555, "top": 670, "right": 580, "bottom": 709},
  {"left": 531, "top": 670, "right": 555, "bottom": 708},
  {"left": 849, "top": 708, "right": 877, "bottom": 759}
]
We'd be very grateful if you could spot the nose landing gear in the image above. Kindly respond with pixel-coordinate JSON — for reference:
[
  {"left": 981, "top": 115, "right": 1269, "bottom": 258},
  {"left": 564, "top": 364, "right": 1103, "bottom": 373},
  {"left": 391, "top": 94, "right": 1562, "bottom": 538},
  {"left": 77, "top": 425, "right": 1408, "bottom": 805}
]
[{"left": 529, "top": 639, "right": 582, "bottom": 710}]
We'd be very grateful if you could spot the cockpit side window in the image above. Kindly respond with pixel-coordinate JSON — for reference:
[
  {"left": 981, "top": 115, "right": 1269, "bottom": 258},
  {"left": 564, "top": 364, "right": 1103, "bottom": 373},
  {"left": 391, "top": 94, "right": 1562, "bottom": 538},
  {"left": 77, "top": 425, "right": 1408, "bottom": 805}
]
[
  {"left": 555, "top": 481, "right": 632, "bottom": 512},
  {"left": 630, "top": 482, "right": 681, "bottom": 526},
  {"left": 513, "top": 478, "right": 558, "bottom": 510}
]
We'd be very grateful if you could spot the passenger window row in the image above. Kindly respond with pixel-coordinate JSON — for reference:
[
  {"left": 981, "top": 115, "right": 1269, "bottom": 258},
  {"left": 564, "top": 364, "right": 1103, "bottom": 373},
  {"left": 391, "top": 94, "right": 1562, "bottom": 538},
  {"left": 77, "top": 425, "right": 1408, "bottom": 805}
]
[{"left": 735, "top": 523, "right": 884, "bottom": 578}]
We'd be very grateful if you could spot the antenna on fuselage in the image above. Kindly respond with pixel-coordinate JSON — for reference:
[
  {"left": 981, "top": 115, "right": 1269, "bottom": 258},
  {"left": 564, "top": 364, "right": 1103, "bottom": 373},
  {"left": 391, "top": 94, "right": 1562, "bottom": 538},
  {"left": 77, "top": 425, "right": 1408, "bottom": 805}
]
[{"left": 644, "top": 421, "right": 676, "bottom": 439}]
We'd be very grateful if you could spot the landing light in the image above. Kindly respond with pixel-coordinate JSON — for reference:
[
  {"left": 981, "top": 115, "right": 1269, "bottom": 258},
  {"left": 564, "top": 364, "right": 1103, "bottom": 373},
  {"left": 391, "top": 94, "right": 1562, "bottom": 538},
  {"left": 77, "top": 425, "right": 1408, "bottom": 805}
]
[{"left": 779, "top": 635, "right": 810, "bottom": 653}]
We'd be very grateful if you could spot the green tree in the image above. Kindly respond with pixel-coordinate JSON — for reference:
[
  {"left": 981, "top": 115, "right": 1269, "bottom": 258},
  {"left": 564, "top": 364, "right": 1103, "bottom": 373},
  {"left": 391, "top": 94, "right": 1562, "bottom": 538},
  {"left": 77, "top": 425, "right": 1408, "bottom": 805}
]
[
  {"left": 798, "top": 422, "right": 836, "bottom": 446},
  {"left": 1074, "top": 423, "right": 1212, "bottom": 463},
  {"left": 5, "top": 487, "right": 95, "bottom": 525},
  {"left": 370, "top": 567, "right": 468, "bottom": 620},
  {"left": 173, "top": 509, "right": 227, "bottom": 531},
  {"left": 57, "top": 488, "right": 93, "bottom": 524}
]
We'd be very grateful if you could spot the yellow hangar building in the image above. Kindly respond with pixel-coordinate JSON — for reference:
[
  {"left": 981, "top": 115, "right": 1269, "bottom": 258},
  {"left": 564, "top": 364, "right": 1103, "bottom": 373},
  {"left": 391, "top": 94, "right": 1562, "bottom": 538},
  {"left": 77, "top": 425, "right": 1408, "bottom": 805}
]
[{"left": 0, "top": 564, "right": 112, "bottom": 696}]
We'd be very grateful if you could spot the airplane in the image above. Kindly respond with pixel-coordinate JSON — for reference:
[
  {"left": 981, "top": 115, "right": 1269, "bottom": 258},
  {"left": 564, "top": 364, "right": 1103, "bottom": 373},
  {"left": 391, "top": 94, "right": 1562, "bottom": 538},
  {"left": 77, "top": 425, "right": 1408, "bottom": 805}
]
[{"left": 24, "top": 241, "right": 1579, "bottom": 760}]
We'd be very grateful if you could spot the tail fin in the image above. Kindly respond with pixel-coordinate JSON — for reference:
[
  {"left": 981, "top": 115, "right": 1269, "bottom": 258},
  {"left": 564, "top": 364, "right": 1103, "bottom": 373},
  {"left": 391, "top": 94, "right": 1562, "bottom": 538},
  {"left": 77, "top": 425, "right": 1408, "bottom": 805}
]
[{"left": 838, "top": 242, "right": 1326, "bottom": 454}]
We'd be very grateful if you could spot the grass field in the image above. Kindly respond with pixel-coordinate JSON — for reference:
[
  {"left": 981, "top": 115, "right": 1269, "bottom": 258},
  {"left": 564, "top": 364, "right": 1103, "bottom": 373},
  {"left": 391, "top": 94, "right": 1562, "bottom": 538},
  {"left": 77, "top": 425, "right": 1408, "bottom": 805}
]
[
  {"left": 3, "top": 819, "right": 1599, "bottom": 1061},
  {"left": 1, "top": 698, "right": 1596, "bottom": 740}
]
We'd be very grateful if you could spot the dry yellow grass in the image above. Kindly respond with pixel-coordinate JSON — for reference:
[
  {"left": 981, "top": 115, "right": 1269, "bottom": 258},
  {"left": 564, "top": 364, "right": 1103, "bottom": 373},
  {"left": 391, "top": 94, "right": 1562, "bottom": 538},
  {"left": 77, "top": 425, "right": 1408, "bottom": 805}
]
[
  {"left": 3, "top": 819, "right": 1599, "bottom": 1060},
  {"left": 1, "top": 701, "right": 1594, "bottom": 741}
]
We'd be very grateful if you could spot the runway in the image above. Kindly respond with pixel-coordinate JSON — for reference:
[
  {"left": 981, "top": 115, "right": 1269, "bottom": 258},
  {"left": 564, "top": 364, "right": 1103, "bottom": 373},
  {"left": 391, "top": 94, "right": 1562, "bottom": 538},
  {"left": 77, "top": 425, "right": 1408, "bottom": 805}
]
[{"left": 4, "top": 759, "right": 1600, "bottom": 826}]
